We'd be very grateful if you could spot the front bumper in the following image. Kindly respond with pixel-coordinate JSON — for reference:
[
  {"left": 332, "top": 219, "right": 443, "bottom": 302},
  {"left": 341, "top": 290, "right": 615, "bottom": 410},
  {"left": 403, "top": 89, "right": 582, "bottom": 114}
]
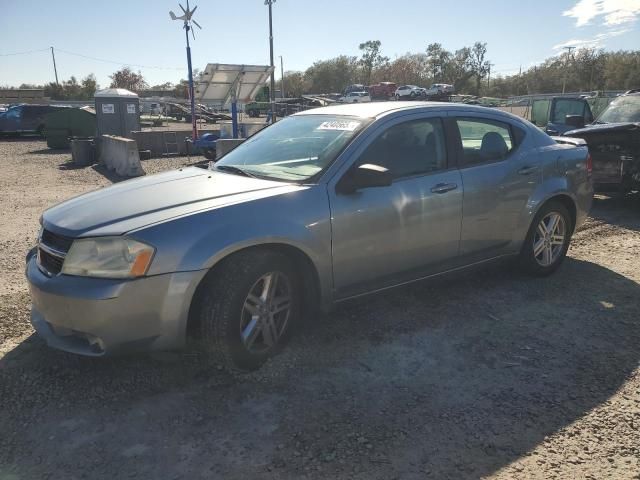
[{"left": 25, "top": 250, "right": 207, "bottom": 356}]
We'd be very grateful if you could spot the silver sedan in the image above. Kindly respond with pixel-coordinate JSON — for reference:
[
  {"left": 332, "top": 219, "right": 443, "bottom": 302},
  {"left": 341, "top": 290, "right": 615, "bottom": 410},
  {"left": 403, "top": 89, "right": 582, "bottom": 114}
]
[{"left": 26, "top": 102, "right": 593, "bottom": 370}]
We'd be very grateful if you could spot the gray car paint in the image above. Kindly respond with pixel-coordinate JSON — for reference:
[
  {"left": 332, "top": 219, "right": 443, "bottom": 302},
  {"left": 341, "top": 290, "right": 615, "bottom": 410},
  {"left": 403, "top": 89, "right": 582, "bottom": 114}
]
[{"left": 27, "top": 102, "right": 593, "bottom": 356}]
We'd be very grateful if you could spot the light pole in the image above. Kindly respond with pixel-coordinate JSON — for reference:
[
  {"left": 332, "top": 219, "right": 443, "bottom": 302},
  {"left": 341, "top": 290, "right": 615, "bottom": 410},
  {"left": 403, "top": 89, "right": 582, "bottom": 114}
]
[
  {"left": 279, "top": 55, "right": 285, "bottom": 98},
  {"left": 265, "top": 0, "right": 276, "bottom": 122}
]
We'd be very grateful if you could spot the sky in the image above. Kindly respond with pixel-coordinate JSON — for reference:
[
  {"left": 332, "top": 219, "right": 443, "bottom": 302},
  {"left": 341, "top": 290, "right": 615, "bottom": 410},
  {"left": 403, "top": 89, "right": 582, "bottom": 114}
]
[{"left": 1, "top": 0, "right": 639, "bottom": 89}]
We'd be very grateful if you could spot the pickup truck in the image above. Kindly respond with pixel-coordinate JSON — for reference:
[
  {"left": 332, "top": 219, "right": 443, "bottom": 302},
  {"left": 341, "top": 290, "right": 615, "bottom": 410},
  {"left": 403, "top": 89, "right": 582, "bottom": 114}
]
[
  {"left": 530, "top": 96, "right": 595, "bottom": 136},
  {"left": 338, "top": 92, "right": 371, "bottom": 103},
  {"left": 368, "top": 82, "right": 397, "bottom": 100},
  {"left": 565, "top": 91, "right": 640, "bottom": 192}
]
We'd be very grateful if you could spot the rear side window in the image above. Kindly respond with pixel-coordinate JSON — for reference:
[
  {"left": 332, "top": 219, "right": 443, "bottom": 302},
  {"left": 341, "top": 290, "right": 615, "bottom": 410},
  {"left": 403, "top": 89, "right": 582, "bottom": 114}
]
[
  {"left": 551, "top": 99, "right": 586, "bottom": 123},
  {"left": 455, "top": 118, "right": 514, "bottom": 165},
  {"left": 358, "top": 118, "right": 447, "bottom": 179}
]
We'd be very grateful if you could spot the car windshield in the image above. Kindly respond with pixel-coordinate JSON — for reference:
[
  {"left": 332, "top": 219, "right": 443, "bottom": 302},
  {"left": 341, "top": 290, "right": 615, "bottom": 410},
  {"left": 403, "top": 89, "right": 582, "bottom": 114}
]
[
  {"left": 214, "top": 115, "right": 369, "bottom": 182},
  {"left": 597, "top": 95, "right": 640, "bottom": 123}
]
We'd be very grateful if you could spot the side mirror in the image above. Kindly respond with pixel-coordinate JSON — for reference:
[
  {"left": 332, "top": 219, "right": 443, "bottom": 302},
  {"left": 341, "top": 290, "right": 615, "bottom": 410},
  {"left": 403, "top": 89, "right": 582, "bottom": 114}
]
[
  {"left": 565, "top": 115, "right": 585, "bottom": 129},
  {"left": 336, "top": 163, "right": 392, "bottom": 194}
]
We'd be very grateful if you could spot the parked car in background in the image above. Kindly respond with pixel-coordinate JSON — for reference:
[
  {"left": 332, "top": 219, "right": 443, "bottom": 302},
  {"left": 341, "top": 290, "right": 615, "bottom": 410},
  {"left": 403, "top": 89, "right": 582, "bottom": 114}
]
[
  {"left": 339, "top": 91, "right": 371, "bottom": 103},
  {"left": 0, "top": 104, "right": 66, "bottom": 136},
  {"left": 425, "top": 83, "right": 455, "bottom": 96},
  {"left": 27, "top": 102, "right": 592, "bottom": 371},
  {"left": 344, "top": 84, "right": 368, "bottom": 95},
  {"left": 369, "top": 82, "right": 397, "bottom": 100},
  {"left": 530, "top": 96, "right": 594, "bottom": 135},
  {"left": 394, "top": 85, "right": 423, "bottom": 100},
  {"left": 565, "top": 90, "right": 640, "bottom": 192}
]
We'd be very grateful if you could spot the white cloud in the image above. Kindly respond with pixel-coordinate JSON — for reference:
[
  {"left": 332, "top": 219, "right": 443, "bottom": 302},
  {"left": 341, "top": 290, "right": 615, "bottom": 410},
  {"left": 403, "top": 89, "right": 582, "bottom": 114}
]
[
  {"left": 563, "top": 0, "right": 640, "bottom": 26},
  {"left": 552, "top": 27, "right": 631, "bottom": 49}
]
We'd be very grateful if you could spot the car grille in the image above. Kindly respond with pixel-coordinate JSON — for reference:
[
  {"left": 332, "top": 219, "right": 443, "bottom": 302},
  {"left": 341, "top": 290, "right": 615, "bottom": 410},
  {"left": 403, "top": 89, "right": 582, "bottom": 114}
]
[
  {"left": 41, "top": 229, "right": 73, "bottom": 252},
  {"left": 37, "top": 229, "right": 73, "bottom": 275}
]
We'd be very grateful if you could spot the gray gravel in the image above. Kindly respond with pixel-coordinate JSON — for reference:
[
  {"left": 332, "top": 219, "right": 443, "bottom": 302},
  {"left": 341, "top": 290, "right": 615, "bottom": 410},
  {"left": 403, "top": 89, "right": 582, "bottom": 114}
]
[{"left": 1, "top": 139, "right": 639, "bottom": 479}]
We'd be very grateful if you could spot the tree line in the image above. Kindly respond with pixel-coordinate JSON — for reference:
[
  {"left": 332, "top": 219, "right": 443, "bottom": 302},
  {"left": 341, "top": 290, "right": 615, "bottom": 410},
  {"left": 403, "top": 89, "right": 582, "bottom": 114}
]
[
  {"left": 277, "top": 41, "right": 639, "bottom": 97},
  {"left": 8, "top": 43, "right": 639, "bottom": 100}
]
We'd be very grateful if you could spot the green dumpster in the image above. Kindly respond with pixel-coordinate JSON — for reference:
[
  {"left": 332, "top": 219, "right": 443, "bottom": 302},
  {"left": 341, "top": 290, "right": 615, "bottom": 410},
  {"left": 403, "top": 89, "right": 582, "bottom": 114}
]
[{"left": 44, "top": 106, "right": 96, "bottom": 149}]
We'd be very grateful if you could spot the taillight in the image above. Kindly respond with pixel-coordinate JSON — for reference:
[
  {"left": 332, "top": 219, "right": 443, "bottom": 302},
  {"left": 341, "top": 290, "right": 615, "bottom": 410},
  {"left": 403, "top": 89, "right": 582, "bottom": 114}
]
[{"left": 586, "top": 153, "right": 593, "bottom": 176}]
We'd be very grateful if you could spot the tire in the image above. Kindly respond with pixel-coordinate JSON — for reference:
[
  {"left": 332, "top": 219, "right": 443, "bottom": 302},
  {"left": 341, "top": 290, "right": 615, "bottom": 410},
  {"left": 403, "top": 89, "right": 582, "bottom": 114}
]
[
  {"left": 519, "top": 201, "right": 573, "bottom": 276},
  {"left": 195, "top": 249, "right": 301, "bottom": 372}
]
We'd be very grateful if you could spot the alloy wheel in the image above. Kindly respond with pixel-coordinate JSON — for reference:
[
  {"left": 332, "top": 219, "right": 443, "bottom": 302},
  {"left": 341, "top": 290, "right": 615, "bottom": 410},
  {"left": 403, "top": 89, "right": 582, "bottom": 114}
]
[
  {"left": 533, "top": 212, "right": 566, "bottom": 267},
  {"left": 240, "top": 271, "right": 292, "bottom": 354}
]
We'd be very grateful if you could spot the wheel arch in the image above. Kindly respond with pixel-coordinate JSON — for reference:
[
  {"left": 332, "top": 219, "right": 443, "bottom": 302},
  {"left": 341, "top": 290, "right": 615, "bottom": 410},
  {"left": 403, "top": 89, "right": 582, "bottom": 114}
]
[
  {"left": 186, "top": 243, "right": 323, "bottom": 339},
  {"left": 532, "top": 193, "right": 578, "bottom": 234}
]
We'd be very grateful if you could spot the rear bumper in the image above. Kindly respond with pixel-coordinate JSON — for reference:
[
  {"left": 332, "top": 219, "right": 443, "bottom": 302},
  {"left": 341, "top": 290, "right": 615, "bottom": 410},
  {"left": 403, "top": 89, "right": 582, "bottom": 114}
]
[{"left": 26, "top": 251, "right": 207, "bottom": 356}]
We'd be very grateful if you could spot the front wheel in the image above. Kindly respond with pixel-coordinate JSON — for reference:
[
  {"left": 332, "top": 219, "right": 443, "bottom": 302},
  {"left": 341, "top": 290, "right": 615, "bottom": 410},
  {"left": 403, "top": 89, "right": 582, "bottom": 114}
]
[
  {"left": 195, "top": 250, "right": 301, "bottom": 371},
  {"left": 519, "top": 201, "right": 572, "bottom": 276}
]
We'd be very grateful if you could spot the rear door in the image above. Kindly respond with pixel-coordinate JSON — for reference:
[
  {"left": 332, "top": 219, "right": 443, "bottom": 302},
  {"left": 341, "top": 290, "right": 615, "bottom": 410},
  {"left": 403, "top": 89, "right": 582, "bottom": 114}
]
[
  {"left": 329, "top": 113, "right": 463, "bottom": 297},
  {"left": 451, "top": 115, "right": 541, "bottom": 260}
]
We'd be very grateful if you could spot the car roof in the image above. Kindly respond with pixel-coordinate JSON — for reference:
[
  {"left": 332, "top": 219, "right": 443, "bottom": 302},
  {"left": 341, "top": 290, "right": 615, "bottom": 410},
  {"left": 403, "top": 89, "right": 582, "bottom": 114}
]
[{"left": 294, "top": 101, "right": 521, "bottom": 120}]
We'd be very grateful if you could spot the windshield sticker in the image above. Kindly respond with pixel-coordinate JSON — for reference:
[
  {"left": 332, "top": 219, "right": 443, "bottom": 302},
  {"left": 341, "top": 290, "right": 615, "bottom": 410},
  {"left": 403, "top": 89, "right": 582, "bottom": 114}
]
[{"left": 317, "top": 121, "right": 360, "bottom": 131}]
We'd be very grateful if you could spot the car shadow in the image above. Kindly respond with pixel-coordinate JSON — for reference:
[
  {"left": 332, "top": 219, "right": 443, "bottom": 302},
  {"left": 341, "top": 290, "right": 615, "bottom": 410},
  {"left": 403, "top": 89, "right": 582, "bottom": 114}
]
[
  {"left": 29, "top": 148, "right": 70, "bottom": 155},
  {"left": 588, "top": 192, "right": 640, "bottom": 232},
  {"left": 1, "top": 258, "right": 638, "bottom": 479}
]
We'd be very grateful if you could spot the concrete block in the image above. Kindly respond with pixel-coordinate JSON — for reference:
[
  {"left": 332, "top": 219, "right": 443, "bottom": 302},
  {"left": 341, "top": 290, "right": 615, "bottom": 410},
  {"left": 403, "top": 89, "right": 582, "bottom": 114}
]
[
  {"left": 71, "top": 139, "right": 95, "bottom": 166},
  {"left": 216, "top": 139, "right": 245, "bottom": 158},
  {"left": 132, "top": 129, "right": 219, "bottom": 157},
  {"left": 99, "top": 135, "right": 145, "bottom": 177}
]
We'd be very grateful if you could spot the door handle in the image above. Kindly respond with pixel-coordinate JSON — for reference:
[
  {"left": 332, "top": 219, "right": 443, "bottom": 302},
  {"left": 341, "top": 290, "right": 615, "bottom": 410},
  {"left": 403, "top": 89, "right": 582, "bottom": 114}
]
[
  {"left": 431, "top": 182, "right": 458, "bottom": 194},
  {"left": 518, "top": 166, "right": 539, "bottom": 175}
]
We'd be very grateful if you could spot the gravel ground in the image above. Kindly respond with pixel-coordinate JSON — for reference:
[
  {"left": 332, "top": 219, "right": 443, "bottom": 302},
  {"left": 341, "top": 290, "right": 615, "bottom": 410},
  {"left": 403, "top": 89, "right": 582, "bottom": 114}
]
[{"left": 1, "top": 139, "right": 639, "bottom": 479}]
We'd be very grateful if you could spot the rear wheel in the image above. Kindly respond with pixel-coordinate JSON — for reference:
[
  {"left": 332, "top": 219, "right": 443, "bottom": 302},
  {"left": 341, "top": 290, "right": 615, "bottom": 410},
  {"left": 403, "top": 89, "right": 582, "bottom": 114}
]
[
  {"left": 519, "top": 201, "right": 572, "bottom": 276},
  {"left": 195, "top": 250, "right": 301, "bottom": 372}
]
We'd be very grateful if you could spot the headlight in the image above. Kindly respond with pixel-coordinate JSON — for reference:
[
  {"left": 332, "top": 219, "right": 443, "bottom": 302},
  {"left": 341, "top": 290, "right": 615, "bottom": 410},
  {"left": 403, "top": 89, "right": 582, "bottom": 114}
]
[{"left": 61, "top": 237, "right": 155, "bottom": 279}]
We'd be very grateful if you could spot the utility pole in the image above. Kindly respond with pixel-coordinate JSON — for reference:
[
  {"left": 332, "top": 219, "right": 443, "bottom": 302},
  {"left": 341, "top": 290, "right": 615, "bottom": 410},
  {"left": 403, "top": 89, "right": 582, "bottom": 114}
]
[
  {"left": 265, "top": 0, "right": 276, "bottom": 122},
  {"left": 279, "top": 55, "right": 285, "bottom": 98},
  {"left": 562, "top": 46, "right": 575, "bottom": 94},
  {"left": 432, "top": 63, "right": 441, "bottom": 82},
  {"left": 50, "top": 46, "right": 59, "bottom": 86},
  {"left": 487, "top": 63, "right": 493, "bottom": 89}
]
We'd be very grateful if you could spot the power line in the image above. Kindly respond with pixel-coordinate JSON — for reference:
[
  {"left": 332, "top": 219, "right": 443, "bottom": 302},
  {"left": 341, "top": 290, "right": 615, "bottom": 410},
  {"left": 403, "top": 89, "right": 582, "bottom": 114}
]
[
  {"left": 54, "top": 48, "right": 184, "bottom": 70},
  {"left": 0, "top": 48, "right": 50, "bottom": 57}
]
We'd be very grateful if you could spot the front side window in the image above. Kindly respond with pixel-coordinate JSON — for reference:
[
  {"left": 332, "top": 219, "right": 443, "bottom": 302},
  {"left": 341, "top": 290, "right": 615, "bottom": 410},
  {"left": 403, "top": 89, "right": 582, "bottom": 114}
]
[
  {"left": 215, "top": 115, "right": 369, "bottom": 182},
  {"left": 6, "top": 108, "right": 21, "bottom": 119},
  {"left": 357, "top": 118, "right": 447, "bottom": 179},
  {"left": 456, "top": 118, "right": 514, "bottom": 165}
]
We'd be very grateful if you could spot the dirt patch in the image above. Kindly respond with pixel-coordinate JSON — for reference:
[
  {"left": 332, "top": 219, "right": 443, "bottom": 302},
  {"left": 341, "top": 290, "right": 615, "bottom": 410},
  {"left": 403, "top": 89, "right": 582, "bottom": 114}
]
[{"left": 0, "top": 140, "right": 639, "bottom": 479}]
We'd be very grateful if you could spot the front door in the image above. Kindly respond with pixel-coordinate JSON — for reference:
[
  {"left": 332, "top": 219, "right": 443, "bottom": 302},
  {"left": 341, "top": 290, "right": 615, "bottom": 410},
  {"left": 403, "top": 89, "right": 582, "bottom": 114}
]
[{"left": 329, "top": 115, "right": 463, "bottom": 297}]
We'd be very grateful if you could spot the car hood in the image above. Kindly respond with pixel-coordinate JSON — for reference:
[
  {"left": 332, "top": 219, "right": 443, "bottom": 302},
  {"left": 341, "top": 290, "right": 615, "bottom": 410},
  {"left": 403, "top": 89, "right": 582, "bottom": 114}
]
[
  {"left": 565, "top": 122, "right": 640, "bottom": 137},
  {"left": 43, "top": 167, "right": 306, "bottom": 237}
]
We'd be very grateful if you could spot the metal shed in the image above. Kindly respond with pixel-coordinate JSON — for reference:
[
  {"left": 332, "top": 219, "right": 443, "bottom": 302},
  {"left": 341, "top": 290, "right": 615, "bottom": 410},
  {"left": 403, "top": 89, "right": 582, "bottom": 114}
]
[
  {"left": 94, "top": 88, "right": 140, "bottom": 138},
  {"left": 44, "top": 106, "right": 96, "bottom": 149}
]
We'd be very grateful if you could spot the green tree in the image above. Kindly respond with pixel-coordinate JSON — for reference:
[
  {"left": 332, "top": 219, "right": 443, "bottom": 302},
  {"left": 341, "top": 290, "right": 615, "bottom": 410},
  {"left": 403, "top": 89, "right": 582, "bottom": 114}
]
[
  {"left": 358, "top": 40, "right": 389, "bottom": 86},
  {"left": 469, "top": 42, "right": 491, "bottom": 95},
  {"left": 426, "top": 43, "right": 451, "bottom": 82},
  {"left": 109, "top": 67, "right": 148, "bottom": 92},
  {"left": 81, "top": 74, "right": 98, "bottom": 99}
]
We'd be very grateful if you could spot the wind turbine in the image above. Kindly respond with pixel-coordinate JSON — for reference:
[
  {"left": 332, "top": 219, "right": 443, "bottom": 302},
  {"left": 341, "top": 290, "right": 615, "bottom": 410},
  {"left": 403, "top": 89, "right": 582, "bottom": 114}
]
[{"left": 170, "top": 0, "right": 201, "bottom": 140}]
